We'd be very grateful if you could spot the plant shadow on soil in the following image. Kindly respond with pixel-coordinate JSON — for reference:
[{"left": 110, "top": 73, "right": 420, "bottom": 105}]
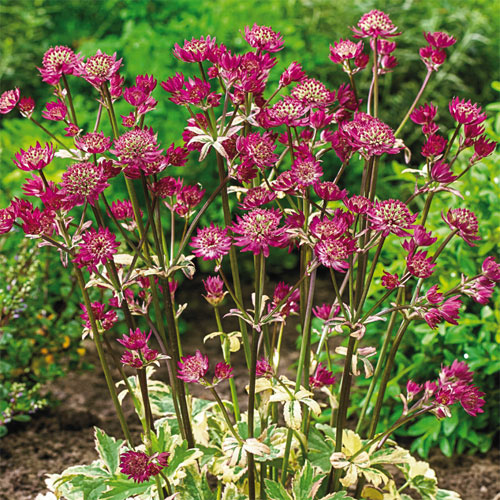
[{"left": 0, "top": 273, "right": 499, "bottom": 499}]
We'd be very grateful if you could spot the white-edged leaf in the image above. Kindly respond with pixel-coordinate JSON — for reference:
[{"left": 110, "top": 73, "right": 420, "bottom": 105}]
[
  {"left": 94, "top": 427, "right": 124, "bottom": 475},
  {"left": 284, "top": 400, "right": 302, "bottom": 430}
]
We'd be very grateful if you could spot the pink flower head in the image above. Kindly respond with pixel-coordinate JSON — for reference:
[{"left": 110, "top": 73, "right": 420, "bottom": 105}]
[
  {"left": 177, "top": 350, "right": 209, "bottom": 383},
  {"left": 240, "top": 186, "right": 277, "bottom": 210},
  {"left": 176, "top": 184, "right": 205, "bottom": 214},
  {"left": 464, "top": 277, "right": 496, "bottom": 305},
  {"left": 83, "top": 50, "right": 122, "bottom": 86},
  {"left": 368, "top": 199, "right": 418, "bottom": 237},
  {"left": 314, "top": 236, "right": 356, "bottom": 272},
  {"left": 176, "top": 77, "right": 211, "bottom": 106},
  {"left": 471, "top": 135, "right": 497, "bottom": 162},
  {"left": 73, "top": 227, "right": 119, "bottom": 273},
  {"left": 424, "top": 308, "right": 442, "bottom": 329},
  {"left": 118, "top": 328, "right": 151, "bottom": 350},
  {"left": 421, "top": 134, "right": 447, "bottom": 157},
  {"left": 440, "top": 359, "right": 474, "bottom": 385},
  {"left": 431, "top": 161, "right": 457, "bottom": 183},
  {"left": 426, "top": 285, "right": 443, "bottom": 304},
  {"left": 314, "top": 182, "right": 347, "bottom": 201},
  {"left": 381, "top": 271, "right": 400, "bottom": 290},
  {"left": 18, "top": 205, "right": 56, "bottom": 237},
  {"left": 279, "top": 61, "right": 306, "bottom": 87},
  {"left": 150, "top": 176, "right": 183, "bottom": 199},
  {"left": 256, "top": 358, "right": 274, "bottom": 379},
  {"left": 64, "top": 123, "right": 80, "bottom": 136},
  {"left": 482, "top": 256, "right": 500, "bottom": 281},
  {"left": 123, "top": 86, "right": 148, "bottom": 107},
  {"left": 449, "top": 97, "right": 487, "bottom": 125},
  {"left": 111, "top": 127, "right": 164, "bottom": 171},
  {"left": 313, "top": 303, "right": 340, "bottom": 321},
  {"left": 410, "top": 102, "right": 437, "bottom": 126},
  {"left": 443, "top": 208, "right": 480, "bottom": 246},
  {"left": 291, "top": 78, "right": 335, "bottom": 108},
  {"left": 75, "top": 131, "right": 112, "bottom": 154},
  {"left": 413, "top": 225, "right": 437, "bottom": 247},
  {"left": 291, "top": 155, "right": 323, "bottom": 189},
  {"left": 0, "top": 208, "right": 15, "bottom": 234},
  {"left": 214, "top": 362, "right": 234, "bottom": 381},
  {"left": 39, "top": 46, "right": 83, "bottom": 85},
  {"left": 244, "top": 24, "right": 284, "bottom": 53},
  {"left": 165, "top": 143, "right": 189, "bottom": 167},
  {"left": 270, "top": 282, "right": 300, "bottom": 318},
  {"left": 61, "top": 161, "right": 109, "bottom": 208},
  {"left": 18, "top": 97, "right": 35, "bottom": 118},
  {"left": 344, "top": 195, "right": 372, "bottom": 215},
  {"left": 120, "top": 450, "right": 169, "bottom": 483},
  {"left": 459, "top": 384, "right": 485, "bottom": 417},
  {"left": 341, "top": 112, "right": 402, "bottom": 159},
  {"left": 329, "top": 39, "right": 364, "bottom": 65},
  {"left": 42, "top": 99, "right": 67, "bottom": 121},
  {"left": 439, "top": 295, "right": 462, "bottom": 325},
  {"left": 268, "top": 96, "right": 309, "bottom": 127},
  {"left": 406, "top": 380, "right": 423, "bottom": 401},
  {"left": 0, "top": 88, "right": 20, "bottom": 114},
  {"left": 310, "top": 213, "right": 351, "bottom": 240},
  {"left": 406, "top": 250, "right": 436, "bottom": 279},
  {"left": 231, "top": 208, "right": 287, "bottom": 257},
  {"left": 203, "top": 276, "right": 226, "bottom": 306},
  {"left": 424, "top": 32, "right": 457, "bottom": 49},
  {"left": 110, "top": 73, "right": 124, "bottom": 99},
  {"left": 351, "top": 10, "right": 400, "bottom": 39},
  {"left": 419, "top": 45, "right": 447, "bottom": 72},
  {"left": 309, "top": 363, "right": 336, "bottom": 390},
  {"left": 13, "top": 142, "right": 54, "bottom": 171},
  {"left": 173, "top": 36, "right": 217, "bottom": 63},
  {"left": 80, "top": 301, "right": 117, "bottom": 331},
  {"left": 190, "top": 223, "right": 231, "bottom": 261},
  {"left": 236, "top": 132, "right": 278, "bottom": 169},
  {"left": 110, "top": 199, "right": 136, "bottom": 220}
]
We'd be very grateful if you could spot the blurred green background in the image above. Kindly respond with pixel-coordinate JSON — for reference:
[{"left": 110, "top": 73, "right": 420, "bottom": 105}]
[{"left": 0, "top": 0, "right": 498, "bottom": 454}]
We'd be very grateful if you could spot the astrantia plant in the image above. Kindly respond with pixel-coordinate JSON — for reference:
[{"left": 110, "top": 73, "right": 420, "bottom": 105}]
[{"left": 1, "top": 9, "right": 497, "bottom": 500}]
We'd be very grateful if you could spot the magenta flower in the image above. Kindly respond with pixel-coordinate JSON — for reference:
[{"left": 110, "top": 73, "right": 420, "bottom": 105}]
[
  {"left": 13, "top": 142, "right": 54, "bottom": 171},
  {"left": 214, "top": 362, "right": 234, "bottom": 381},
  {"left": 120, "top": 450, "right": 170, "bottom": 483},
  {"left": 471, "top": 135, "right": 497, "bottom": 162},
  {"left": 270, "top": 282, "right": 300, "bottom": 318},
  {"left": 341, "top": 112, "right": 402, "bottom": 159},
  {"left": 136, "top": 73, "right": 157, "bottom": 94},
  {"left": 351, "top": 10, "right": 400, "bottom": 39},
  {"left": 310, "top": 214, "right": 350, "bottom": 241},
  {"left": 291, "top": 155, "right": 323, "bottom": 188},
  {"left": 190, "top": 224, "right": 232, "bottom": 262},
  {"left": 309, "top": 363, "right": 336, "bottom": 390},
  {"left": 177, "top": 350, "right": 209, "bottom": 383},
  {"left": 203, "top": 276, "right": 226, "bottom": 306},
  {"left": 236, "top": 132, "right": 278, "bottom": 169},
  {"left": 61, "top": 161, "right": 109, "bottom": 208},
  {"left": 459, "top": 384, "right": 486, "bottom": 417},
  {"left": 421, "top": 134, "right": 447, "bottom": 157},
  {"left": 0, "top": 88, "right": 20, "bottom": 114},
  {"left": 268, "top": 96, "right": 309, "bottom": 127},
  {"left": 482, "top": 256, "right": 500, "bottom": 281},
  {"left": 39, "top": 46, "right": 83, "bottom": 85},
  {"left": 449, "top": 97, "right": 487, "bottom": 125},
  {"left": 313, "top": 303, "right": 340, "bottom": 321},
  {"left": 256, "top": 358, "right": 274, "bottom": 379},
  {"left": 150, "top": 176, "right": 183, "bottom": 199},
  {"left": 0, "top": 208, "right": 15, "bottom": 234},
  {"left": 424, "top": 32, "right": 457, "bottom": 49},
  {"left": 244, "top": 24, "right": 284, "bottom": 52},
  {"left": 175, "top": 77, "right": 211, "bottom": 106},
  {"left": 381, "top": 271, "right": 400, "bottom": 290},
  {"left": 82, "top": 50, "right": 122, "bottom": 86},
  {"left": 329, "top": 39, "right": 364, "bottom": 65},
  {"left": 240, "top": 186, "right": 276, "bottom": 210},
  {"left": 419, "top": 45, "right": 447, "bottom": 72},
  {"left": 314, "top": 236, "right": 356, "bottom": 272},
  {"left": 42, "top": 99, "right": 67, "bottom": 121},
  {"left": 18, "top": 97, "right": 35, "bottom": 118},
  {"left": 344, "top": 195, "right": 372, "bottom": 215},
  {"left": 173, "top": 36, "right": 217, "bottom": 63},
  {"left": 443, "top": 208, "right": 480, "bottom": 246},
  {"left": 118, "top": 328, "right": 151, "bottom": 350},
  {"left": 176, "top": 184, "right": 205, "bottom": 215},
  {"left": 439, "top": 296, "right": 462, "bottom": 325},
  {"left": 313, "top": 182, "right": 347, "bottom": 202},
  {"left": 291, "top": 78, "right": 335, "bottom": 108},
  {"left": 406, "top": 250, "right": 436, "bottom": 279},
  {"left": 111, "top": 127, "right": 164, "bottom": 171},
  {"left": 232, "top": 208, "right": 287, "bottom": 257},
  {"left": 279, "top": 61, "right": 306, "bottom": 87},
  {"left": 406, "top": 380, "right": 423, "bottom": 402},
  {"left": 368, "top": 199, "right": 418, "bottom": 237},
  {"left": 431, "top": 161, "right": 457, "bottom": 183},
  {"left": 110, "top": 199, "right": 136, "bottom": 220},
  {"left": 75, "top": 132, "right": 112, "bottom": 154},
  {"left": 80, "top": 301, "right": 117, "bottom": 331},
  {"left": 123, "top": 86, "right": 148, "bottom": 107},
  {"left": 410, "top": 102, "right": 438, "bottom": 126},
  {"left": 463, "top": 276, "right": 495, "bottom": 305},
  {"left": 64, "top": 123, "right": 80, "bottom": 136},
  {"left": 73, "top": 227, "right": 120, "bottom": 272}
]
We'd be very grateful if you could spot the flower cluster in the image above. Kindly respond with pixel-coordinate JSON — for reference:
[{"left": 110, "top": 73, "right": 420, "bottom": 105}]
[
  {"left": 177, "top": 350, "right": 233, "bottom": 386},
  {"left": 119, "top": 450, "right": 170, "bottom": 483},
  {"left": 117, "top": 328, "right": 159, "bottom": 368}
]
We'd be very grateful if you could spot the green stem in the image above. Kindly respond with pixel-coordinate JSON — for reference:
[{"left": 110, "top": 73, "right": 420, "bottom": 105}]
[
  {"left": 207, "top": 386, "right": 242, "bottom": 443},
  {"left": 62, "top": 74, "right": 78, "bottom": 127}
]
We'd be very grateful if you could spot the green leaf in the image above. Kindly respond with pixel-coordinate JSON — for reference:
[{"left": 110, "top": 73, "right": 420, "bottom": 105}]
[
  {"left": 308, "top": 425, "right": 335, "bottom": 472},
  {"left": 264, "top": 479, "right": 293, "bottom": 500},
  {"left": 94, "top": 427, "right": 124, "bottom": 475},
  {"left": 57, "top": 474, "right": 108, "bottom": 500},
  {"left": 436, "top": 489, "right": 462, "bottom": 499},
  {"left": 167, "top": 441, "right": 203, "bottom": 479},
  {"left": 100, "top": 478, "right": 153, "bottom": 500},
  {"left": 439, "top": 437, "right": 453, "bottom": 457},
  {"left": 177, "top": 465, "right": 213, "bottom": 500}
]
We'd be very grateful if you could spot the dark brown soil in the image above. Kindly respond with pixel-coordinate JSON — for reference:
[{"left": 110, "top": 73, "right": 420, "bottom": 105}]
[{"left": 1, "top": 275, "right": 499, "bottom": 499}]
